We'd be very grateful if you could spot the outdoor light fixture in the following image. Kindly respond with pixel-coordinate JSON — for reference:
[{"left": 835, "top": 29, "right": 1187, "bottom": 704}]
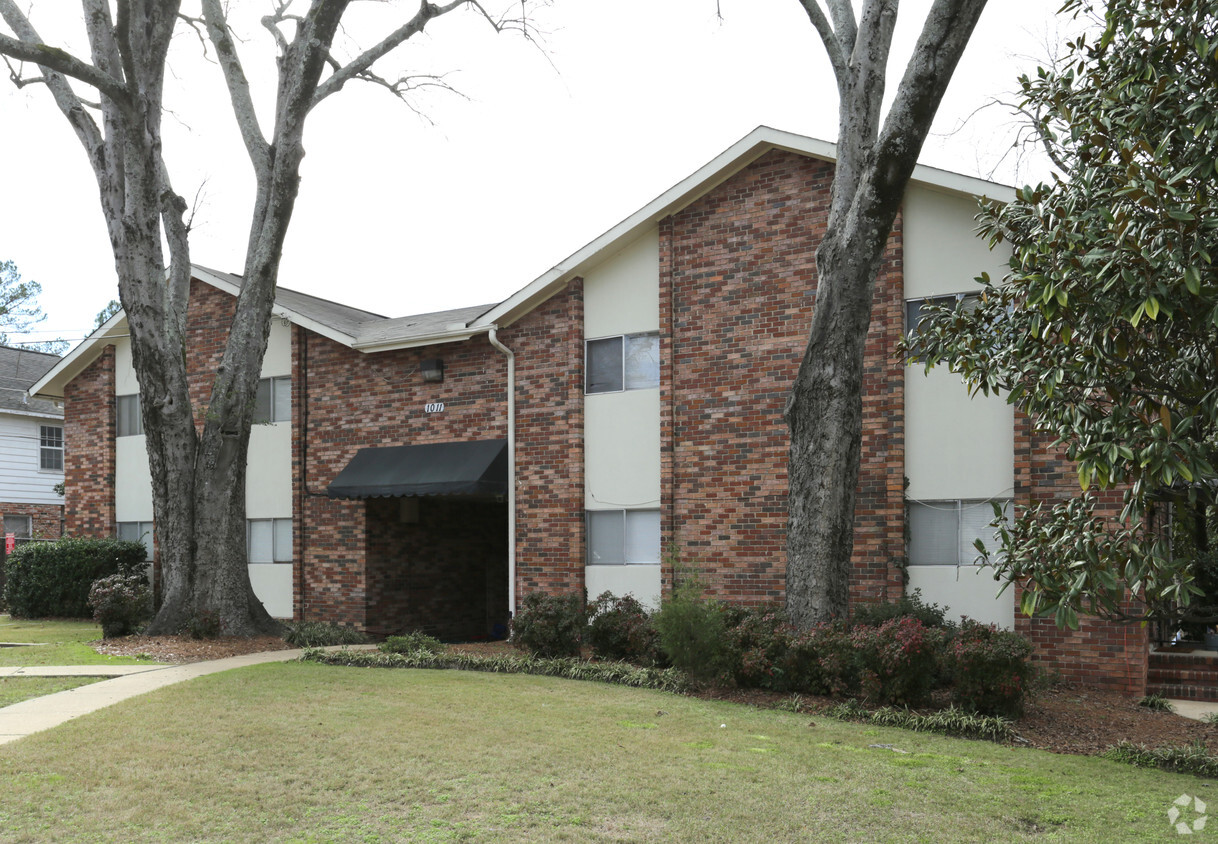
[{"left": 421, "top": 358, "right": 444, "bottom": 383}]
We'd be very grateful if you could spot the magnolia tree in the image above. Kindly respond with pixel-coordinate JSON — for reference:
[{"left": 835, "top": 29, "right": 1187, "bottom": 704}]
[
  {"left": 784, "top": 0, "right": 989, "bottom": 626},
  {"left": 914, "top": 0, "right": 1218, "bottom": 629},
  {"left": 0, "top": 1, "right": 532, "bottom": 635}
]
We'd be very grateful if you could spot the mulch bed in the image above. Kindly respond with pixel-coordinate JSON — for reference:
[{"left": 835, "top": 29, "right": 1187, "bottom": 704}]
[{"left": 93, "top": 635, "right": 1218, "bottom": 757}]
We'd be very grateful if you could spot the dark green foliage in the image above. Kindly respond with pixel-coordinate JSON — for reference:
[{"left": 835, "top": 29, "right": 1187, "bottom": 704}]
[
  {"left": 281, "top": 620, "right": 371, "bottom": 648},
  {"left": 852, "top": 589, "right": 953, "bottom": 630},
  {"left": 303, "top": 647, "right": 690, "bottom": 694},
  {"left": 88, "top": 574, "right": 152, "bottom": 638},
  {"left": 511, "top": 592, "right": 585, "bottom": 658},
  {"left": 825, "top": 699, "right": 1016, "bottom": 743},
  {"left": 586, "top": 591, "right": 662, "bottom": 665},
  {"left": 4, "top": 537, "right": 147, "bottom": 619},
  {"left": 380, "top": 631, "right": 444, "bottom": 655},
  {"left": 851, "top": 617, "right": 945, "bottom": 707},
  {"left": 654, "top": 586, "right": 732, "bottom": 682},
  {"left": 911, "top": 0, "right": 1218, "bottom": 628},
  {"left": 945, "top": 619, "right": 1035, "bottom": 717},
  {"left": 1103, "top": 740, "right": 1218, "bottom": 779}
]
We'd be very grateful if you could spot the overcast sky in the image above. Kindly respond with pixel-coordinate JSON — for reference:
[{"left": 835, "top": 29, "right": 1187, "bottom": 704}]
[{"left": 0, "top": 0, "right": 1070, "bottom": 349}]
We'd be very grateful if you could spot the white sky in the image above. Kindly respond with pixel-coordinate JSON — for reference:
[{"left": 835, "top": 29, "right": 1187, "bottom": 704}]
[{"left": 0, "top": 0, "right": 1071, "bottom": 348}]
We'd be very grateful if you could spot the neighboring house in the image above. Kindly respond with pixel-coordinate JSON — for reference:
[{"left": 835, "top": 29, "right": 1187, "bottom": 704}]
[
  {"left": 0, "top": 346, "right": 65, "bottom": 549},
  {"left": 29, "top": 127, "right": 1146, "bottom": 694}
]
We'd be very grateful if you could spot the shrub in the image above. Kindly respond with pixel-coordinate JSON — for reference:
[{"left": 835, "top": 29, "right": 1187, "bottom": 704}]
[
  {"left": 511, "top": 592, "right": 585, "bottom": 658},
  {"left": 850, "top": 617, "right": 944, "bottom": 707},
  {"left": 186, "top": 609, "right": 221, "bottom": 640},
  {"left": 852, "top": 589, "right": 953, "bottom": 630},
  {"left": 586, "top": 591, "right": 662, "bottom": 665},
  {"left": 946, "top": 619, "right": 1035, "bottom": 718},
  {"left": 1103, "top": 740, "right": 1218, "bottom": 779},
  {"left": 282, "top": 620, "right": 371, "bottom": 648},
  {"left": 722, "top": 605, "right": 792, "bottom": 690},
  {"left": 654, "top": 584, "right": 733, "bottom": 682},
  {"left": 4, "top": 537, "right": 148, "bottom": 619},
  {"left": 88, "top": 573, "right": 152, "bottom": 638},
  {"left": 778, "top": 621, "right": 858, "bottom": 696},
  {"left": 381, "top": 631, "right": 444, "bottom": 655}
]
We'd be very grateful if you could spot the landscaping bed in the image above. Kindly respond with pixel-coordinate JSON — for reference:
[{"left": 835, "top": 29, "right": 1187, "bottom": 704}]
[{"left": 90, "top": 634, "right": 1218, "bottom": 758}]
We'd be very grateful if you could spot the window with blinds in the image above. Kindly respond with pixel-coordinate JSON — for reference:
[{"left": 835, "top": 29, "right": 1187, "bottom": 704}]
[{"left": 908, "top": 499, "right": 1011, "bottom": 566}]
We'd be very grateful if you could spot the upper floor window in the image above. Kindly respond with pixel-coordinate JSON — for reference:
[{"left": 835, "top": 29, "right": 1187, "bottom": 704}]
[
  {"left": 39, "top": 426, "right": 63, "bottom": 471},
  {"left": 586, "top": 509, "right": 661, "bottom": 565},
  {"left": 117, "top": 394, "right": 143, "bottom": 437},
  {"left": 586, "top": 333, "right": 659, "bottom": 394},
  {"left": 254, "top": 377, "right": 291, "bottom": 424}
]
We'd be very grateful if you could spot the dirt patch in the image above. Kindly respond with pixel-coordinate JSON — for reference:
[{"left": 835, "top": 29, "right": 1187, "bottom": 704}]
[{"left": 92, "top": 636, "right": 1218, "bottom": 757}]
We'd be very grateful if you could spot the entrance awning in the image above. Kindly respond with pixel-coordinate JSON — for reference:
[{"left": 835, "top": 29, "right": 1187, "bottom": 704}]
[{"left": 326, "top": 439, "right": 508, "bottom": 500}]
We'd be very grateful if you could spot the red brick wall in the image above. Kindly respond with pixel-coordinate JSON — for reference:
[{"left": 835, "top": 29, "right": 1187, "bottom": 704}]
[
  {"left": 64, "top": 346, "right": 115, "bottom": 536},
  {"left": 1013, "top": 412, "right": 1148, "bottom": 694},
  {"left": 659, "top": 149, "right": 905, "bottom": 606},
  {"left": 0, "top": 502, "right": 64, "bottom": 539}
]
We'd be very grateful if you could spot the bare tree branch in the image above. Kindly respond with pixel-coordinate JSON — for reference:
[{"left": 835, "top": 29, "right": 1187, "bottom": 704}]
[
  {"left": 0, "top": 4, "right": 129, "bottom": 105},
  {"left": 200, "top": 0, "right": 271, "bottom": 179},
  {"left": 795, "top": 0, "right": 848, "bottom": 85}
]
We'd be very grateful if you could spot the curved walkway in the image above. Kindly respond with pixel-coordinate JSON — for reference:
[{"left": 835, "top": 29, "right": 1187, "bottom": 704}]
[{"left": 0, "top": 649, "right": 311, "bottom": 745}]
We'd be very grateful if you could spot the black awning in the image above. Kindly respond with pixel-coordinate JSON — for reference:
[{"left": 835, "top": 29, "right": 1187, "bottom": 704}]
[{"left": 326, "top": 439, "right": 508, "bottom": 500}]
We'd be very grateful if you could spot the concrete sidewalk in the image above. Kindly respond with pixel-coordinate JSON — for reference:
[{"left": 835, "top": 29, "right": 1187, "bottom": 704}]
[{"left": 0, "top": 649, "right": 309, "bottom": 745}]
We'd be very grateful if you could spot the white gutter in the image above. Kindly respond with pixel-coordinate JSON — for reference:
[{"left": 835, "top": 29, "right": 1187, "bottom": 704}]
[{"left": 487, "top": 326, "right": 516, "bottom": 620}]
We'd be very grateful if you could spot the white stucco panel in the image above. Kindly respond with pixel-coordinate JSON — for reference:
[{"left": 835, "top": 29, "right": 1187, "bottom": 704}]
[
  {"left": 903, "top": 184, "right": 1010, "bottom": 302},
  {"left": 586, "top": 564, "right": 662, "bottom": 610},
  {"left": 115, "top": 436, "right": 154, "bottom": 522},
  {"left": 583, "top": 228, "right": 659, "bottom": 338},
  {"left": 905, "top": 366, "right": 1014, "bottom": 502},
  {"left": 246, "top": 423, "right": 292, "bottom": 517},
  {"left": 114, "top": 338, "right": 138, "bottom": 395},
  {"left": 261, "top": 319, "right": 291, "bottom": 377},
  {"left": 906, "top": 565, "right": 1014, "bottom": 630},
  {"left": 248, "top": 564, "right": 293, "bottom": 618},
  {"left": 585, "top": 389, "right": 660, "bottom": 509}
]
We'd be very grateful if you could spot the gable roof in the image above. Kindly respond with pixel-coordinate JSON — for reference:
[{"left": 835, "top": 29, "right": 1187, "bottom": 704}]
[
  {"left": 31, "top": 126, "right": 1014, "bottom": 401},
  {"left": 0, "top": 345, "right": 62, "bottom": 417}
]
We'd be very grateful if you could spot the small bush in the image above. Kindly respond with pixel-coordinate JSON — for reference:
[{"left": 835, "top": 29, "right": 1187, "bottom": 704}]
[
  {"left": 777, "top": 621, "right": 859, "bottom": 696},
  {"left": 511, "top": 592, "right": 585, "bottom": 658},
  {"left": 1103, "top": 740, "right": 1218, "bottom": 778},
  {"left": 850, "top": 617, "right": 944, "bottom": 707},
  {"left": 282, "top": 620, "right": 371, "bottom": 648},
  {"left": 4, "top": 537, "right": 148, "bottom": 619},
  {"left": 1138, "top": 694, "right": 1174, "bottom": 713},
  {"left": 654, "top": 585, "right": 733, "bottom": 682},
  {"left": 586, "top": 592, "right": 662, "bottom": 665},
  {"left": 852, "top": 589, "right": 953, "bottom": 630},
  {"left": 946, "top": 619, "right": 1035, "bottom": 718},
  {"left": 88, "top": 574, "right": 152, "bottom": 638},
  {"left": 381, "top": 631, "right": 444, "bottom": 655},
  {"left": 722, "top": 605, "right": 793, "bottom": 690}
]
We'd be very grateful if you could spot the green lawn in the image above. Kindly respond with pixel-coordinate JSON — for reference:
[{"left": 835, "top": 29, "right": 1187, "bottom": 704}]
[
  {"left": 0, "top": 615, "right": 158, "bottom": 666},
  {"left": 0, "top": 676, "right": 101, "bottom": 707},
  {"left": 0, "top": 661, "right": 1203, "bottom": 842}
]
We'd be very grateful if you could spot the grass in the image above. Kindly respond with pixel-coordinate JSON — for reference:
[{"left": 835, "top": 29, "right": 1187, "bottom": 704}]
[
  {"left": 0, "top": 676, "right": 102, "bottom": 708},
  {"left": 0, "top": 615, "right": 159, "bottom": 667},
  {"left": 0, "top": 661, "right": 1208, "bottom": 842}
]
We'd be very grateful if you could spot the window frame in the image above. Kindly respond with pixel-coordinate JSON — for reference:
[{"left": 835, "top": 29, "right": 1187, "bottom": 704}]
[
  {"left": 117, "top": 520, "right": 155, "bottom": 562},
  {"left": 247, "top": 517, "right": 293, "bottom": 564},
  {"left": 39, "top": 425, "right": 63, "bottom": 472},
  {"left": 3, "top": 514, "right": 31, "bottom": 540},
  {"left": 117, "top": 394, "right": 143, "bottom": 437},
  {"left": 584, "top": 332, "right": 660, "bottom": 395},
  {"left": 907, "top": 498, "right": 1011, "bottom": 567},
  {"left": 253, "top": 376, "right": 291, "bottom": 424},
  {"left": 585, "top": 509, "right": 661, "bottom": 566}
]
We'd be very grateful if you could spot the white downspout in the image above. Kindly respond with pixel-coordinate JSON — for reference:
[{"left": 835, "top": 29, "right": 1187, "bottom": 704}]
[{"left": 487, "top": 326, "right": 516, "bottom": 620}]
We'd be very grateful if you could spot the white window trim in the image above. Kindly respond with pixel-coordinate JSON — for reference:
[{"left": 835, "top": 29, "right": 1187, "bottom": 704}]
[
  {"left": 907, "top": 498, "right": 1011, "bottom": 567},
  {"left": 39, "top": 425, "right": 63, "bottom": 472},
  {"left": 586, "top": 508, "right": 661, "bottom": 566},
  {"left": 247, "top": 517, "right": 293, "bottom": 564}
]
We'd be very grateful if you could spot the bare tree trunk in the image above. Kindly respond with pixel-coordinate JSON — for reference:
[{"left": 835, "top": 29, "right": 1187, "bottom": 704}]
[{"left": 785, "top": 0, "right": 989, "bottom": 628}]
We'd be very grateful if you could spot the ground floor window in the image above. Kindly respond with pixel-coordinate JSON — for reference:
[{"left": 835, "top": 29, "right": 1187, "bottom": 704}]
[
  {"left": 908, "top": 499, "right": 1011, "bottom": 566},
  {"left": 4, "top": 515, "right": 30, "bottom": 540},
  {"left": 117, "top": 521, "right": 154, "bottom": 560},
  {"left": 586, "top": 509, "right": 660, "bottom": 565},
  {"left": 248, "top": 518, "right": 292, "bottom": 563}
]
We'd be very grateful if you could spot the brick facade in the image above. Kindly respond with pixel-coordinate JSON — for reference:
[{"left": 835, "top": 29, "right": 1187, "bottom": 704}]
[
  {"left": 64, "top": 346, "right": 115, "bottom": 536},
  {"left": 660, "top": 150, "right": 904, "bottom": 606}
]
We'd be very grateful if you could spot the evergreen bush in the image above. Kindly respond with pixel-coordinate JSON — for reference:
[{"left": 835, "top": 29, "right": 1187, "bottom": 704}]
[
  {"left": 946, "top": 619, "right": 1035, "bottom": 717},
  {"left": 586, "top": 591, "right": 662, "bottom": 665},
  {"left": 88, "top": 573, "right": 152, "bottom": 638},
  {"left": 4, "top": 537, "right": 147, "bottom": 619},
  {"left": 511, "top": 592, "right": 585, "bottom": 658}
]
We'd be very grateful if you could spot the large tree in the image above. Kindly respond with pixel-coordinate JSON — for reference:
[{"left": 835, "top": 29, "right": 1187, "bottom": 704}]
[
  {"left": 784, "top": 0, "right": 990, "bottom": 626},
  {"left": 913, "top": 0, "right": 1218, "bottom": 629},
  {"left": 0, "top": 2, "right": 528, "bottom": 634}
]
